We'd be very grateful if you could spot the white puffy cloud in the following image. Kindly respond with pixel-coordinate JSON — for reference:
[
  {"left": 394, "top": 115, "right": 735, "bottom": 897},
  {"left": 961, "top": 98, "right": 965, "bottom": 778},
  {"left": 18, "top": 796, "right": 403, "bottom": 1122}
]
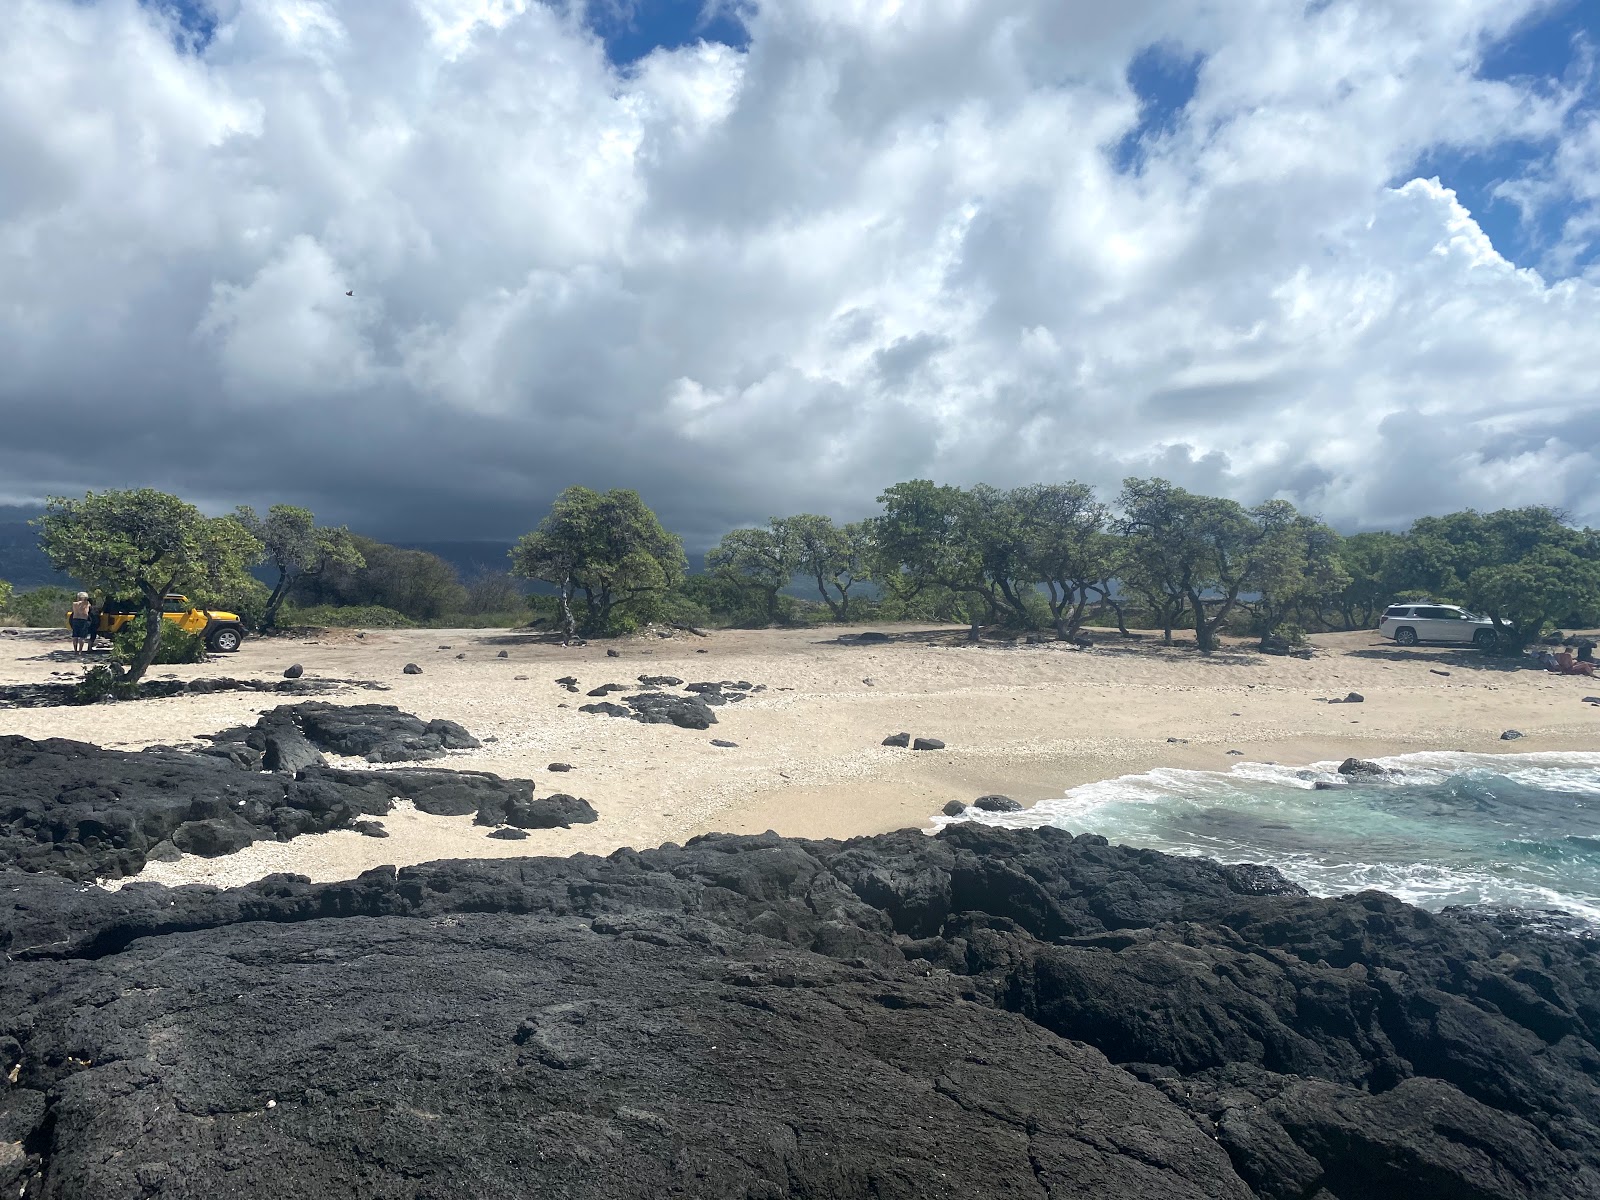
[{"left": 0, "top": 0, "right": 1598, "bottom": 545}]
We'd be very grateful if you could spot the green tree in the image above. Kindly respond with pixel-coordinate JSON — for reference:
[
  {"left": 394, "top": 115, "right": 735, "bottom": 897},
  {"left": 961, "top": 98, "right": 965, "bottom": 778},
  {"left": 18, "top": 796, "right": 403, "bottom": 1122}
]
[
  {"left": 36, "top": 490, "right": 263, "bottom": 685},
  {"left": 232, "top": 505, "right": 365, "bottom": 632},
  {"left": 510, "top": 487, "right": 686, "bottom": 639},
  {"left": 1116, "top": 479, "right": 1311, "bottom": 652},
  {"left": 290, "top": 536, "right": 466, "bottom": 621},
  {"left": 1250, "top": 515, "right": 1348, "bottom": 639},
  {"left": 0, "top": 579, "right": 12, "bottom": 617},
  {"left": 868, "top": 480, "right": 996, "bottom": 626},
  {"left": 705, "top": 521, "right": 801, "bottom": 625},
  {"left": 788, "top": 515, "right": 871, "bottom": 621},
  {"left": 1333, "top": 531, "right": 1413, "bottom": 629},
  {"left": 1013, "top": 482, "right": 1112, "bottom": 639},
  {"left": 1407, "top": 506, "right": 1600, "bottom": 649}
]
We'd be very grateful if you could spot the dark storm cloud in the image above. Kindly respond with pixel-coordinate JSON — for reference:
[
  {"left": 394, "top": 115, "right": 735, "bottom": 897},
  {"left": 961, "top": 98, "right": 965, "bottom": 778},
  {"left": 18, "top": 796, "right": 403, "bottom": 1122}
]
[{"left": 0, "top": 0, "right": 1598, "bottom": 546}]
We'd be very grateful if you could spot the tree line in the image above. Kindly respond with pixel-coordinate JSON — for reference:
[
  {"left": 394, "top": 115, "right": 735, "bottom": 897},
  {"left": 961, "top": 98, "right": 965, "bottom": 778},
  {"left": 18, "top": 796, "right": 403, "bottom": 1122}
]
[
  {"left": 512, "top": 480, "right": 1600, "bottom": 653},
  {"left": 5, "top": 481, "right": 1598, "bottom": 686}
]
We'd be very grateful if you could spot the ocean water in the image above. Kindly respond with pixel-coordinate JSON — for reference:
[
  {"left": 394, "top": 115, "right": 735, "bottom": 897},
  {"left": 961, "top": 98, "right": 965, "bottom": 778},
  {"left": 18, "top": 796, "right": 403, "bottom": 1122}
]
[{"left": 939, "top": 752, "right": 1600, "bottom": 925}]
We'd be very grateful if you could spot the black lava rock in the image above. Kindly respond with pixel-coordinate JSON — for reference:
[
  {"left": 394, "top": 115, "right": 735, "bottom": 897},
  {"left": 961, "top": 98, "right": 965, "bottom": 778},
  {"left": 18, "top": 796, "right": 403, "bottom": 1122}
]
[
  {"left": 0, "top": 707, "right": 526, "bottom": 881},
  {"left": 882, "top": 733, "right": 911, "bottom": 748},
  {"left": 283, "top": 664, "right": 304, "bottom": 679},
  {"left": 1501, "top": 729, "right": 1525, "bottom": 740},
  {"left": 497, "top": 651, "right": 509, "bottom": 659},
  {"left": 912, "top": 738, "right": 945, "bottom": 751},
  {"left": 606, "top": 648, "right": 621, "bottom": 657},
  {"left": 474, "top": 792, "right": 598, "bottom": 831},
  {"left": 626, "top": 692, "right": 718, "bottom": 729},
  {"left": 1337, "top": 757, "right": 1387, "bottom": 778},
  {"left": 350, "top": 820, "right": 389, "bottom": 838},
  {"left": 2, "top": 825, "right": 1595, "bottom": 1199},
  {"left": 548, "top": 763, "right": 574, "bottom": 772},
  {"left": 972, "top": 795, "right": 1022, "bottom": 813},
  {"left": 487, "top": 827, "right": 529, "bottom": 840},
  {"left": 710, "top": 739, "right": 738, "bottom": 748},
  {"left": 942, "top": 800, "right": 967, "bottom": 816},
  {"left": 403, "top": 664, "right": 423, "bottom": 675},
  {"left": 639, "top": 675, "right": 684, "bottom": 687}
]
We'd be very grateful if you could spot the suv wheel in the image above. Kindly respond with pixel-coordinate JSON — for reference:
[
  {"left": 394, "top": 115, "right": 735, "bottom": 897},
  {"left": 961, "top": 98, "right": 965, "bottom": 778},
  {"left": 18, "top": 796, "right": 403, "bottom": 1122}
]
[
  {"left": 1473, "top": 629, "right": 1497, "bottom": 648},
  {"left": 208, "top": 627, "right": 243, "bottom": 653},
  {"left": 1394, "top": 627, "right": 1418, "bottom": 646}
]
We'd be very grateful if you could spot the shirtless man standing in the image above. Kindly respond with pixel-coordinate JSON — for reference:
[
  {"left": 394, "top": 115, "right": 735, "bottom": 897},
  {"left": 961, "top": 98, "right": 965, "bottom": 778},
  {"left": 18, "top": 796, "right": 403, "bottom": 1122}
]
[{"left": 69, "top": 592, "right": 93, "bottom": 653}]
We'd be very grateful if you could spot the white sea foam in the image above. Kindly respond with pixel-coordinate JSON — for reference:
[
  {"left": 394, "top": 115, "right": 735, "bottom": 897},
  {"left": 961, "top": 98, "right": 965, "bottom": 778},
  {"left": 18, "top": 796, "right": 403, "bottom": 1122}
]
[{"left": 936, "top": 750, "right": 1600, "bottom": 924}]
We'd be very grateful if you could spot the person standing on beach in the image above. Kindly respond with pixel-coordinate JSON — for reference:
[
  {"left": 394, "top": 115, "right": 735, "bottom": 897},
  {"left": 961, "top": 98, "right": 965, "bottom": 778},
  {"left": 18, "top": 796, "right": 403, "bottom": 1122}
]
[{"left": 68, "top": 592, "right": 92, "bottom": 653}]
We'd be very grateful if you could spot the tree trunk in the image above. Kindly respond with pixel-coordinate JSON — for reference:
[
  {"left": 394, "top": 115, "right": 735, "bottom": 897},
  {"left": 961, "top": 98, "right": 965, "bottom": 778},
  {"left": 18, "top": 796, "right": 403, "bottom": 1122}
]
[
  {"left": 1187, "top": 590, "right": 1214, "bottom": 652},
  {"left": 261, "top": 566, "right": 291, "bottom": 633},
  {"left": 558, "top": 575, "right": 577, "bottom": 645},
  {"left": 119, "top": 582, "right": 170, "bottom": 686},
  {"left": 815, "top": 574, "right": 844, "bottom": 621}
]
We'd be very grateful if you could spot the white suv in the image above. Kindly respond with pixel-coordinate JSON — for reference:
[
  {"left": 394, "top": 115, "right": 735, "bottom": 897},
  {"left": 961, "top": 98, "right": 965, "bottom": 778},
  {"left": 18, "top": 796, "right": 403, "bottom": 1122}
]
[{"left": 1378, "top": 603, "right": 1497, "bottom": 648}]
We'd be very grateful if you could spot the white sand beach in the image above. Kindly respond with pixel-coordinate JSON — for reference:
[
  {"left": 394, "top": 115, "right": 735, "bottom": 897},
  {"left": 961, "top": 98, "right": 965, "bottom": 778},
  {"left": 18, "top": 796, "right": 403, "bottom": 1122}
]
[{"left": 3, "top": 622, "right": 1596, "bottom": 888}]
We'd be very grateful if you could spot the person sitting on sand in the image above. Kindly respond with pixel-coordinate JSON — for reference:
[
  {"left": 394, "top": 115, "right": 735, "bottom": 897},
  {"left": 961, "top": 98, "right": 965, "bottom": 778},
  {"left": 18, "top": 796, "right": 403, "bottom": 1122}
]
[
  {"left": 1548, "top": 650, "right": 1598, "bottom": 677},
  {"left": 68, "top": 592, "right": 92, "bottom": 654}
]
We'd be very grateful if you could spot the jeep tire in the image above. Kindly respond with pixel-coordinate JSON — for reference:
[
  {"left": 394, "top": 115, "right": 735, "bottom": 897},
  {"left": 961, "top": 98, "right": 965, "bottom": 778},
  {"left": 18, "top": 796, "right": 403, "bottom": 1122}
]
[
  {"left": 1394, "top": 627, "right": 1418, "bottom": 646},
  {"left": 207, "top": 626, "right": 244, "bottom": 653},
  {"left": 1473, "top": 628, "right": 1497, "bottom": 648}
]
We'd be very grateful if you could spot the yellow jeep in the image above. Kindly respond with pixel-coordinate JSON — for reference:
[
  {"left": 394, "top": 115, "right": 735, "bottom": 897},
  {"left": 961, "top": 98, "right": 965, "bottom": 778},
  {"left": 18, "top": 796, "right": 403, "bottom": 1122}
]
[{"left": 91, "top": 595, "right": 248, "bottom": 653}]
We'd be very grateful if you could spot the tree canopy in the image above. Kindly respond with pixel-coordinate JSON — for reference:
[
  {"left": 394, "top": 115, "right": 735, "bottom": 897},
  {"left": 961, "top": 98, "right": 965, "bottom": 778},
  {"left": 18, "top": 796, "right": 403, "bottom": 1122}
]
[
  {"left": 232, "top": 504, "right": 364, "bottom": 631},
  {"left": 36, "top": 489, "right": 262, "bottom": 684},
  {"left": 510, "top": 487, "right": 685, "bottom": 639}
]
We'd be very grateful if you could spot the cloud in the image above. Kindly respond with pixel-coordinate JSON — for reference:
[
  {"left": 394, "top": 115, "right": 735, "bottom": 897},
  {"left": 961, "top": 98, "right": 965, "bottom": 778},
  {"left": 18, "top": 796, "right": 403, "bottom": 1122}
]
[{"left": 0, "top": 0, "right": 1598, "bottom": 550}]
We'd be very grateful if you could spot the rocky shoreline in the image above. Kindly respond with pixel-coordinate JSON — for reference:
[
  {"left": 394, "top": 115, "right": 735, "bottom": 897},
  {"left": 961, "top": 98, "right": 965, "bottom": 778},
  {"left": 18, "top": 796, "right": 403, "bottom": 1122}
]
[{"left": 2, "top": 707, "right": 1598, "bottom": 1197}]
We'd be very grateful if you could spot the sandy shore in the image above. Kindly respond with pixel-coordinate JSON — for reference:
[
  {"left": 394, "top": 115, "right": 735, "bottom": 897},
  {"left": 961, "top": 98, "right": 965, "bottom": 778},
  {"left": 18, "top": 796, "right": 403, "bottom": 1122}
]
[{"left": 3, "top": 621, "right": 1597, "bottom": 887}]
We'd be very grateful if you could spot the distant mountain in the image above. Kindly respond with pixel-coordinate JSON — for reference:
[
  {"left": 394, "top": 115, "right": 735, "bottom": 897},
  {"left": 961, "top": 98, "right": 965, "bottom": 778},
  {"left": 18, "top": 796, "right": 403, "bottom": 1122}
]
[
  {"left": 0, "top": 513, "right": 520, "bottom": 594},
  {"left": 0, "top": 506, "right": 72, "bottom": 591}
]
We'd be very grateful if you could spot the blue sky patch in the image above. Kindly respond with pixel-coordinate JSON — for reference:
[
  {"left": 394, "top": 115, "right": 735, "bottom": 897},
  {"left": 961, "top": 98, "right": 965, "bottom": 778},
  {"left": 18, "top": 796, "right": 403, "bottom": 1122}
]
[
  {"left": 1114, "top": 43, "right": 1204, "bottom": 174},
  {"left": 583, "top": 0, "right": 750, "bottom": 67},
  {"left": 1407, "top": 0, "right": 1598, "bottom": 275}
]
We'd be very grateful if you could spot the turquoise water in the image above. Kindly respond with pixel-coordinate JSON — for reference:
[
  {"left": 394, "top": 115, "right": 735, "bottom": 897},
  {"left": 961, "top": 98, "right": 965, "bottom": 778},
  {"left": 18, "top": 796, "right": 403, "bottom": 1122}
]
[{"left": 940, "top": 752, "right": 1600, "bottom": 923}]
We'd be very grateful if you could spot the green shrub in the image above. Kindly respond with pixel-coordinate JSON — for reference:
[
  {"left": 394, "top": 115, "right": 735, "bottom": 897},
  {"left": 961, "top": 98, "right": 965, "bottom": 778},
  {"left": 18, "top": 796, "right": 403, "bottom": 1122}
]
[
  {"left": 11, "top": 585, "right": 76, "bottom": 628},
  {"left": 278, "top": 603, "right": 417, "bottom": 629},
  {"left": 111, "top": 620, "right": 208, "bottom": 665},
  {"left": 74, "top": 664, "right": 140, "bottom": 703}
]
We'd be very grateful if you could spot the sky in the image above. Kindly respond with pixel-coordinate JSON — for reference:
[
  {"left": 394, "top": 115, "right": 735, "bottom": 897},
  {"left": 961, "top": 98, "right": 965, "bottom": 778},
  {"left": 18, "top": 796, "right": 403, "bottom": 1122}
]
[{"left": 2, "top": 0, "right": 1600, "bottom": 550}]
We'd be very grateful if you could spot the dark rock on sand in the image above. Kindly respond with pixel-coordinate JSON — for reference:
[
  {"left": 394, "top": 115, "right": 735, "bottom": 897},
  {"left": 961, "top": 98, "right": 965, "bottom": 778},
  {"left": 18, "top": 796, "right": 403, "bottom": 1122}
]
[
  {"left": 607, "top": 648, "right": 621, "bottom": 657},
  {"left": 1337, "top": 757, "right": 1387, "bottom": 778},
  {"left": 0, "top": 708, "right": 563, "bottom": 881},
  {"left": 487, "top": 826, "right": 529, "bottom": 840},
  {"left": 972, "top": 794, "right": 1022, "bottom": 813},
  {"left": 579, "top": 701, "right": 632, "bottom": 719},
  {"left": 710, "top": 739, "right": 738, "bottom": 748},
  {"left": 639, "top": 675, "right": 684, "bottom": 687},
  {"left": 3, "top": 824, "right": 1596, "bottom": 1199},
  {"left": 473, "top": 792, "right": 598, "bottom": 831},
  {"left": 350, "top": 820, "right": 388, "bottom": 838},
  {"left": 1342, "top": 692, "right": 1364, "bottom": 703},
  {"left": 497, "top": 651, "right": 509, "bottom": 658},
  {"left": 942, "top": 800, "right": 967, "bottom": 816},
  {"left": 261, "top": 728, "right": 325, "bottom": 775},
  {"left": 626, "top": 692, "right": 718, "bottom": 730},
  {"left": 556, "top": 676, "right": 579, "bottom": 686},
  {"left": 912, "top": 737, "right": 945, "bottom": 751},
  {"left": 588, "top": 684, "right": 629, "bottom": 697},
  {"left": 856, "top": 630, "right": 891, "bottom": 643},
  {"left": 882, "top": 732, "right": 910, "bottom": 747},
  {"left": 282, "top": 664, "right": 304, "bottom": 679},
  {"left": 1502, "top": 729, "right": 1525, "bottom": 740},
  {"left": 548, "top": 763, "right": 574, "bottom": 772},
  {"left": 403, "top": 663, "right": 422, "bottom": 674}
]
